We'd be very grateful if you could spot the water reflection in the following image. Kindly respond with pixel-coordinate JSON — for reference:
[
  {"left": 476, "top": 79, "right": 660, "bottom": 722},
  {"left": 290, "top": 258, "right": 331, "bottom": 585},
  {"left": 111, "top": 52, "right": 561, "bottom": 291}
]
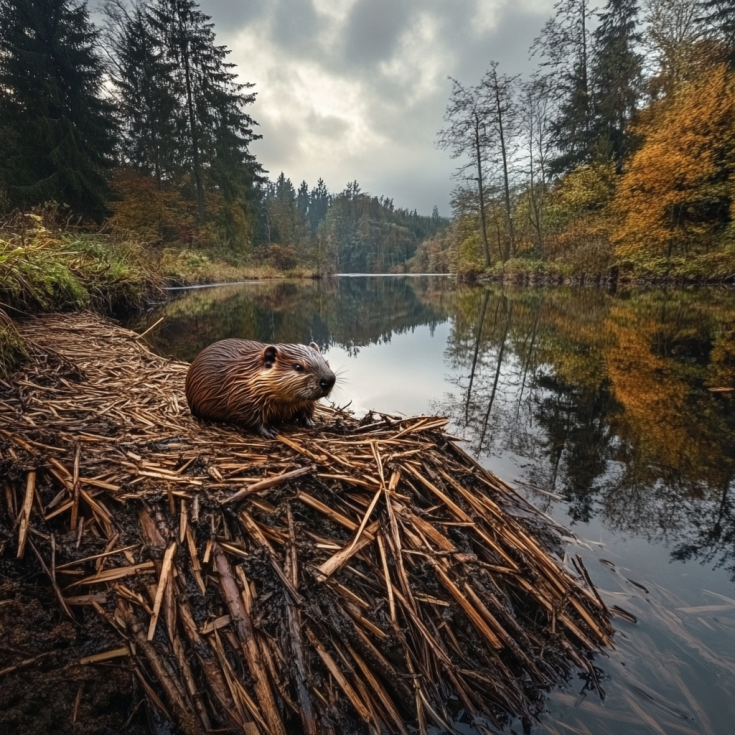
[
  {"left": 436, "top": 287, "right": 735, "bottom": 580},
  {"left": 129, "top": 276, "right": 454, "bottom": 362},
  {"left": 126, "top": 278, "right": 735, "bottom": 733}
]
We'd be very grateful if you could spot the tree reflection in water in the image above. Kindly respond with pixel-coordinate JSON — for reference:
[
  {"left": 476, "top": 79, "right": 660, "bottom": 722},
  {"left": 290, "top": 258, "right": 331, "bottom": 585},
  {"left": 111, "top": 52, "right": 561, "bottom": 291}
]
[
  {"left": 436, "top": 286, "right": 735, "bottom": 579},
  {"left": 127, "top": 278, "right": 735, "bottom": 732}
]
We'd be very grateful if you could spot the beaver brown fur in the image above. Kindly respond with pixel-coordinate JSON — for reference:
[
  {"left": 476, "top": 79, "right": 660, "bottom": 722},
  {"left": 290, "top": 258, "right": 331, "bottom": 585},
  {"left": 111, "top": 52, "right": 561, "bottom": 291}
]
[{"left": 185, "top": 339, "right": 336, "bottom": 438}]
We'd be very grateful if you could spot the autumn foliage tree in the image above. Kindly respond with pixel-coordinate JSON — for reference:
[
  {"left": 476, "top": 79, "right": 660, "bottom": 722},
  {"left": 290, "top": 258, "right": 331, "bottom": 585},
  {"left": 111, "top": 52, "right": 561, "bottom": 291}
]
[{"left": 613, "top": 64, "right": 735, "bottom": 267}]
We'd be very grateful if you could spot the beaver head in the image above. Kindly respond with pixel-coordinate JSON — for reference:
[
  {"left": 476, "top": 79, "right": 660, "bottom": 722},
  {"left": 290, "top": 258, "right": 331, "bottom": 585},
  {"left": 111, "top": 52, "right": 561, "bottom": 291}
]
[{"left": 260, "top": 341, "right": 336, "bottom": 401}]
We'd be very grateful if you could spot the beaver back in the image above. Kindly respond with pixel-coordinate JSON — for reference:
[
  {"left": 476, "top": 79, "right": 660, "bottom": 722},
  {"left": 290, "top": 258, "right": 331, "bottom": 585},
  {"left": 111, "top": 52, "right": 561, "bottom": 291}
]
[{"left": 185, "top": 338, "right": 335, "bottom": 436}]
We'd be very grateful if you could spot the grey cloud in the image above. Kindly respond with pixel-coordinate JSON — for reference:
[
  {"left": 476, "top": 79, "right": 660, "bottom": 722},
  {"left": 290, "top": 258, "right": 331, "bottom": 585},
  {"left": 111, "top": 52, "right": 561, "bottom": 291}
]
[
  {"left": 271, "top": 0, "right": 319, "bottom": 50},
  {"left": 200, "top": 0, "right": 268, "bottom": 32},
  {"left": 341, "top": 0, "right": 414, "bottom": 67},
  {"left": 198, "top": 0, "right": 556, "bottom": 215}
]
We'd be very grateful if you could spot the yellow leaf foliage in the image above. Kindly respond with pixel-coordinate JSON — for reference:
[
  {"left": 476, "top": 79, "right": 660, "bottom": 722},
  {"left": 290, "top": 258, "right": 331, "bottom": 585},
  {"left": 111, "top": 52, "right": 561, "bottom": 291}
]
[
  {"left": 544, "top": 162, "right": 617, "bottom": 272},
  {"left": 614, "top": 65, "right": 735, "bottom": 258}
]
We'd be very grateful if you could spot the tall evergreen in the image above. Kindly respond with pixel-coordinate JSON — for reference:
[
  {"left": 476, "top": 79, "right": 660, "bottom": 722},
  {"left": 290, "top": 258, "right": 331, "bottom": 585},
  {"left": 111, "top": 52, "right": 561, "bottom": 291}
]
[
  {"left": 590, "top": 0, "right": 643, "bottom": 168},
  {"left": 532, "top": 0, "right": 595, "bottom": 174},
  {"left": 296, "top": 180, "right": 309, "bottom": 219},
  {"left": 308, "top": 178, "right": 329, "bottom": 235},
  {"left": 702, "top": 0, "right": 735, "bottom": 65},
  {"left": 0, "top": 0, "right": 116, "bottom": 216},
  {"left": 105, "top": 1, "right": 182, "bottom": 182},
  {"left": 147, "top": 0, "right": 261, "bottom": 221}
]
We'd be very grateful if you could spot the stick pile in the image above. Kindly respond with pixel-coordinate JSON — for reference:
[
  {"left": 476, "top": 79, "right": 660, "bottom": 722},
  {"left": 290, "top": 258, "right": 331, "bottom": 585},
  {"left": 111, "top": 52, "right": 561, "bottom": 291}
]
[{"left": 0, "top": 313, "right": 613, "bottom": 734}]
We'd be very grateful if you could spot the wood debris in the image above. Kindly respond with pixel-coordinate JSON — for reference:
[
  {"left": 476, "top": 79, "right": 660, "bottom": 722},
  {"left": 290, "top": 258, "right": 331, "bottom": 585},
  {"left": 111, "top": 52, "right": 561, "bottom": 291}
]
[{"left": 0, "top": 312, "right": 614, "bottom": 733}]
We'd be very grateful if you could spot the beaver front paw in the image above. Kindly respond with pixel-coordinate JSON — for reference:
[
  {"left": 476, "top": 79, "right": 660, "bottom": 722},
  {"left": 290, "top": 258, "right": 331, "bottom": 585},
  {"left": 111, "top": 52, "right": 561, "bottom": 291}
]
[
  {"left": 259, "top": 424, "right": 279, "bottom": 439},
  {"left": 298, "top": 416, "right": 315, "bottom": 428}
]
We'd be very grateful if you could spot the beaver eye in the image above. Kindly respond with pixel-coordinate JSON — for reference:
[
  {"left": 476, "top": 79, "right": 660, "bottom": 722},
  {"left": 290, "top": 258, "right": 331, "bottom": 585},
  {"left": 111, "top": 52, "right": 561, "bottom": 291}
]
[{"left": 294, "top": 363, "right": 304, "bottom": 372}]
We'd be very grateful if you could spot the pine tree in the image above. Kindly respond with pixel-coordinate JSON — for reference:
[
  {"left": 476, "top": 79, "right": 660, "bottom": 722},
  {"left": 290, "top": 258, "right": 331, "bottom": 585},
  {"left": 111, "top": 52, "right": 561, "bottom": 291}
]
[
  {"left": 308, "top": 178, "right": 329, "bottom": 235},
  {"left": 105, "top": 0, "right": 182, "bottom": 183},
  {"left": 147, "top": 0, "right": 261, "bottom": 221},
  {"left": 702, "top": 0, "right": 735, "bottom": 65},
  {"left": 0, "top": 0, "right": 116, "bottom": 216},
  {"left": 590, "top": 0, "right": 643, "bottom": 168},
  {"left": 296, "top": 180, "right": 309, "bottom": 218},
  {"left": 532, "top": 0, "right": 595, "bottom": 174}
]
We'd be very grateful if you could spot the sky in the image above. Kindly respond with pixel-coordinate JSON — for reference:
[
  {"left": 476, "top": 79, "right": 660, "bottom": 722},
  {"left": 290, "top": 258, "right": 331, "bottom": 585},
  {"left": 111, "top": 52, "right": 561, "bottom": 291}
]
[{"left": 198, "top": 0, "right": 557, "bottom": 216}]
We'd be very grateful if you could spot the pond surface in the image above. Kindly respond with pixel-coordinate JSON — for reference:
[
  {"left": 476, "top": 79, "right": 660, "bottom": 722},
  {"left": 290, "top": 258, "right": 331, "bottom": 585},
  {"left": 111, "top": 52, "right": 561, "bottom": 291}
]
[{"left": 124, "top": 277, "right": 735, "bottom": 735}]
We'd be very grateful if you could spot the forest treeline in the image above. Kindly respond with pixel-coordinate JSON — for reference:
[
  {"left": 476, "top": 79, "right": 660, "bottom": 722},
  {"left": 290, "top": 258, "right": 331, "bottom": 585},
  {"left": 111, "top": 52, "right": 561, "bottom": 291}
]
[
  {"left": 0, "top": 0, "right": 446, "bottom": 275},
  {"left": 432, "top": 0, "right": 735, "bottom": 281}
]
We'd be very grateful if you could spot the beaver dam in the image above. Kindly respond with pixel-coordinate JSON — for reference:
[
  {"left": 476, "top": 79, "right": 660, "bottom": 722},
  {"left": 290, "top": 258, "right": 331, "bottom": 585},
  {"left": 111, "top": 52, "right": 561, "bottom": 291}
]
[{"left": 0, "top": 313, "right": 615, "bottom": 735}]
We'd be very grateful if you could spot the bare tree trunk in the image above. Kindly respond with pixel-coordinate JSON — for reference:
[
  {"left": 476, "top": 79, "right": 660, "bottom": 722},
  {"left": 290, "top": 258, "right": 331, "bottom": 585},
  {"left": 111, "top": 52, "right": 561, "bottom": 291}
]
[
  {"left": 493, "top": 85, "right": 515, "bottom": 260},
  {"left": 465, "top": 289, "right": 490, "bottom": 422},
  {"left": 478, "top": 299, "right": 513, "bottom": 453},
  {"left": 474, "top": 115, "right": 492, "bottom": 268}
]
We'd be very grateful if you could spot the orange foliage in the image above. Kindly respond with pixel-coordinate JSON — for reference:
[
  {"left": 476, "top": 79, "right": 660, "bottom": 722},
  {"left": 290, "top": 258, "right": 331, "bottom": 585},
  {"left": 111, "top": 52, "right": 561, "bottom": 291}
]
[
  {"left": 614, "top": 65, "right": 735, "bottom": 258},
  {"left": 108, "top": 168, "right": 196, "bottom": 243}
]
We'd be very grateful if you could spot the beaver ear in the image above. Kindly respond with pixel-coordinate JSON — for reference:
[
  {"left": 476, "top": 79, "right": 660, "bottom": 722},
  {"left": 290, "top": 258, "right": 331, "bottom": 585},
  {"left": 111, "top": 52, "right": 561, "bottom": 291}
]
[
  {"left": 263, "top": 345, "right": 278, "bottom": 367},
  {"left": 309, "top": 342, "right": 320, "bottom": 353}
]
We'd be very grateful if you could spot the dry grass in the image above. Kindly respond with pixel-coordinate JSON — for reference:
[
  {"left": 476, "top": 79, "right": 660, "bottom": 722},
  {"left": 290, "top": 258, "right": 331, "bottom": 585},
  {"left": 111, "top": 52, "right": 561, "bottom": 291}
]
[
  {"left": 0, "top": 313, "right": 614, "bottom": 734},
  {"left": 161, "top": 248, "right": 318, "bottom": 286}
]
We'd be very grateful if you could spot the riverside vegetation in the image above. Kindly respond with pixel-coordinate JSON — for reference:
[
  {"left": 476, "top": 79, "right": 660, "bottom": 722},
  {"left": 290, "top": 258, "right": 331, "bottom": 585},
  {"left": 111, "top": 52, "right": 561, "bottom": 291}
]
[
  {"left": 432, "top": 0, "right": 735, "bottom": 282},
  {"left": 4, "top": 0, "right": 735, "bottom": 291}
]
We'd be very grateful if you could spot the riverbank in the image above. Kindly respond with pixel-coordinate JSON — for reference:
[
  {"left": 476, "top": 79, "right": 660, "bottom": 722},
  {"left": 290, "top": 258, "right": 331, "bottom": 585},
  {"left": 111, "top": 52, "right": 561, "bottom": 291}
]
[
  {"left": 458, "top": 251, "right": 735, "bottom": 286},
  {"left": 0, "top": 312, "right": 612, "bottom": 734},
  {"left": 0, "top": 215, "right": 317, "bottom": 376}
]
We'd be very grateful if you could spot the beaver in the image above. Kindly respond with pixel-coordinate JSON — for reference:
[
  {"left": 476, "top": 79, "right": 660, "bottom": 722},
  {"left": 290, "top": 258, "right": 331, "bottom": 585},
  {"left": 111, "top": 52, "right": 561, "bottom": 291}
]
[{"left": 184, "top": 339, "right": 336, "bottom": 438}]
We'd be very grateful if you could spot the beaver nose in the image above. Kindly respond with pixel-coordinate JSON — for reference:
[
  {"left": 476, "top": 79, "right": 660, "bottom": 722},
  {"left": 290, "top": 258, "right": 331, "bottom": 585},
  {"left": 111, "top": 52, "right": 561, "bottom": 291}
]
[{"left": 319, "top": 374, "right": 336, "bottom": 392}]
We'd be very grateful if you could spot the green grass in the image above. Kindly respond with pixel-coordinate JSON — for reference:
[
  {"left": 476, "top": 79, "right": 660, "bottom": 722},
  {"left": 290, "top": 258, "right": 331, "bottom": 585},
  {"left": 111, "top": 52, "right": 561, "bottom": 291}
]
[
  {"left": 0, "top": 215, "right": 163, "bottom": 312},
  {"left": 0, "top": 211, "right": 321, "bottom": 376},
  {"left": 161, "top": 247, "right": 318, "bottom": 286},
  {"left": 0, "top": 308, "right": 27, "bottom": 379}
]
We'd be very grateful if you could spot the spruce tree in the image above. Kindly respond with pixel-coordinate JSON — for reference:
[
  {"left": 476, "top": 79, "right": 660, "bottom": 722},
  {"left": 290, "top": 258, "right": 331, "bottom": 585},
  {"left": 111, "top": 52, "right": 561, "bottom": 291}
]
[
  {"left": 296, "top": 180, "right": 309, "bottom": 219},
  {"left": 308, "top": 178, "right": 329, "bottom": 235},
  {"left": 105, "top": 1, "right": 182, "bottom": 183},
  {"left": 147, "top": 0, "right": 261, "bottom": 221},
  {"left": 0, "top": 0, "right": 116, "bottom": 216},
  {"left": 532, "top": 0, "right": 595, "bottom": 174},
  {"left": 702, "top": 0, "right": 735, "bottom": 65},
  {"left": 590, "top": 0, "right": 643, "bottom": 169}
]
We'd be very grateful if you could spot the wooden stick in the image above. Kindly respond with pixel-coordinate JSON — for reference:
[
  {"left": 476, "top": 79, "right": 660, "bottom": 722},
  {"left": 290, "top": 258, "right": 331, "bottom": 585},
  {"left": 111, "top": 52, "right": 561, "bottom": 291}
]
[
  {"left": 316, "top": 521, "right": 380, "bottom": 580},
  {"left": 147, "top": 542, "right": 177, "bottom": 640},
  {"left": 221, "top": 464, "right": 314, "bottom": 505},
  {"left": 16, "top": 471, "right": 35, "bottom": 558},
  {"left": 376, "top": 531, "right": 396, "bottom": 623},
  {"left": 305, "top": 628, "right": 372, "bottom": 724},
  {"left": 213, "top": 543, "right": 286, "bottom": 735}
]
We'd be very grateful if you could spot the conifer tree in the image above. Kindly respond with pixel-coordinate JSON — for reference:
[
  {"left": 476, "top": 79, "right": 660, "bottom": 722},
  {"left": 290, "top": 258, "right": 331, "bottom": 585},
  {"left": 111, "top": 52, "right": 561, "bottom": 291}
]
[
  {"left": 105, "top": 0, "right": 181, "bottom": 183},
  {"left": 590, "top": 0, "right": 643, "bottom": 168},
  {"left": 147, "top": 0, "right": 260, "bottom": 221},
  {"left": 308, "top": 178, "right": 330, "bottom": 235},
  {"left": 702, "top": 0, "right": 735, "bottom": 65},
  {"left": 296, "top": 181, "right": 309, "bottom": 219},
  {"left": 532, "top": 0, "right": 595, "bottom": 173},
  {"left": 0, "top": 0, "right": 116, "bottom": 216}
]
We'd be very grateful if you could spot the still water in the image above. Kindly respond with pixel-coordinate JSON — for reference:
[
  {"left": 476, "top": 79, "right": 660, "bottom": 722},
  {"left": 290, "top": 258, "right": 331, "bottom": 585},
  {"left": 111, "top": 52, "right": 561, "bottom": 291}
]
[{"left": 125, "top": 277, "right": 735, "bottom": 735}]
